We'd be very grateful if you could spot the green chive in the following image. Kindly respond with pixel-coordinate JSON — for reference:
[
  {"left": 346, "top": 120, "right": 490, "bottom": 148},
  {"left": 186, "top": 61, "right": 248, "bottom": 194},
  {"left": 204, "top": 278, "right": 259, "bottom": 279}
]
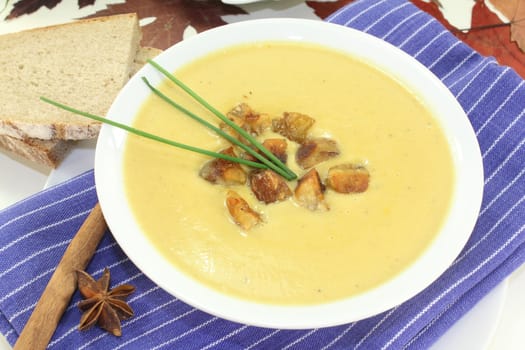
[
  {"left": 40, "top": 97, "right": 268, "bottom": 169},
  {"left": 147, "top": 59, "right": 297, "bottom": 180},
  {"left": 142, "top": 77, "right": 294, "bottom": 180}
]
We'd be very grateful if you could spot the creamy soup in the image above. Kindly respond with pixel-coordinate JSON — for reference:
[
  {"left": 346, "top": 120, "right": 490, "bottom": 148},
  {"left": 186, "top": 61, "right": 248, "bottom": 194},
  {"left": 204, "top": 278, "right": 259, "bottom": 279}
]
[{"left": 123, "top": 42, "right": 454, "bottom": 305}]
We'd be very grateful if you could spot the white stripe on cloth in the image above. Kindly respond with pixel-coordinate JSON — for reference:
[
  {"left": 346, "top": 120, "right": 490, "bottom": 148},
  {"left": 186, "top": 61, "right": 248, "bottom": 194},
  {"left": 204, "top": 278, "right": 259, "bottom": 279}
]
[
  {"left": 143, "top": 316, "right": 219, "bottom": 350},
  {"left": 83, "top": 257, "right": 131, "bottom": 278},
  {"left": 398, "top": 19, "right": 434, "bottom": 49},
  {"left": 380, "top": 10, "right": 423, "bottom": 40},
  {"left": 448, "top": 58, "right": 494, "bottom": 90},
  {"left": 0, "top": 209, "right": 91, "bottom": 254},
  {"left": 476, "top": 81, "right": 525, "bottom": 136},
  {"left": 244, "top": 329, "right": 281, "bottom": 350},
  {"left": 453, "top": 59, "right": 496, "bottom": 98},
  {"left": 319, "top": 322, "right": 357, "bottom": 350},
  {"left": 483, "top": 109, "right": 525, "bottom": 159},
  {"left": 482, "top": 166, "right": 525, "bottom": 218},
  {"left": 281, "top": 328, "right": 319, "bottom": 350},
  {"left": 466, "top": 67, "right": 510, "bottom": 116},
  {"left": 401, "top": 302, "right": 454, "bottom": 350},
  {"left": 95, "top": 241, "right": 118, "bottom": 253},
  {"left": 199, "top": 324, "right": 249, "bottom": 350},
  {"left": 483, "top": 138, "right": 525, "bottom": 190},
  {"left": 412, "top": 30, "right": 448, "bottom": 59},
  {"left": 347, "top": 0, "right": 390, "bottom": 26},
  {"left": 8, "top": 302, "right": 36, "bottom": 324},
  {"left": 440, "top": 51, "right": 477, "bottom": 82},
  {"left": 361, "top": 1, "right": 412, "bottom": 33},
  {"left": 455, "top": 195, "right": 525, "bottom": 267},
  {"left": 0, "top": 239, "right": 69, "bottom": 278},
  {"left": 0, "top": 267, "right": 54, "bottom": 303},
  {"left": 427, "top": 41, "right": 462, "bottom": 70},
  {"left": 354, "top": 307, "right": 398, "bottom": 350}
]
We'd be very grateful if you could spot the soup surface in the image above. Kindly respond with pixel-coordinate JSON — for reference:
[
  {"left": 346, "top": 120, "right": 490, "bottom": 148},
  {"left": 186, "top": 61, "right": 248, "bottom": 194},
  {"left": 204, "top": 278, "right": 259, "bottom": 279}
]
[{"left": 123, "top": 42, "right": 454, "bottom": 305}]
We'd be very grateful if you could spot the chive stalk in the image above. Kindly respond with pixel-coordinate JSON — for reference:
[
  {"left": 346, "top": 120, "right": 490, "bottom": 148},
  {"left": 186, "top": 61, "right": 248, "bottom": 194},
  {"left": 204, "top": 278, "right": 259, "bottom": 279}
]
[
  {"left": 40, "top": 97, "right": 268, "bottom": 169},
  {"left": 147, "top": 59, "right": 297, "bottom": 180},
  {"left": 142, "top": 77, "right": 294, "bottom": 180}
]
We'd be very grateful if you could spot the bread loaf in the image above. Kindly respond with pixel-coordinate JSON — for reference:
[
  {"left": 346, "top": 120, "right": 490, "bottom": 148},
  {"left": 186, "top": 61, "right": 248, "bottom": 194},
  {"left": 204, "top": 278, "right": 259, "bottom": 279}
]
[
  {"left": 0, "top": 13, "right": 141, "bottom": 140},
  {"left": 0, "top": 46, "right": 162, "bottom": 168}
]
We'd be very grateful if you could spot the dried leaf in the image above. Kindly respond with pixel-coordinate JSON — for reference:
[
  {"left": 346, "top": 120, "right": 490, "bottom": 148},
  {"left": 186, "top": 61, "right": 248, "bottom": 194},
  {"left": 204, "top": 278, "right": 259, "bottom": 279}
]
[
  {"left": 306, "top": 0, "right": 356, "bottom": 19},
  {"left": 78, "top": 0, "right": 94, "bottom": 8},
  {"left": 489, "top": 0, "right": 525, "bottom": 51},
  {"left": 6, "top": 0, "right": 94, "bottom": 19},
  {"left": 6, "top": 0, "right": 61, "bottom": 19},
  {"left": 411, "top": 0, "right": 525, "bottom": 79},
  {"left": 489, "top": 0, "right": 519, "bottom": 20},
  {"left": 86, "top": 0, "right": 246, "bottom": 50},
  {"left": 430, "top": 0, "right": 442, "bottom": 8},
  {"left": 409, "top": 0, "right": 451, "bottom": 28},
  {"left": 510, "top": 2, "right": 525, "bottom": 51}
]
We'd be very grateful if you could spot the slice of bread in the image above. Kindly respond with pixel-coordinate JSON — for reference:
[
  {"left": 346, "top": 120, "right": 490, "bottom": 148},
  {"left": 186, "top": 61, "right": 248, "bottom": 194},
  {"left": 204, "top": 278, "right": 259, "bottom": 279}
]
[
  {"left": 0, "top": 46, "right": 162, "bottom": 168},
  {"left": 0, "top": 134, "right": 71, "bottom": 169},
  {"left": 132, "top": 46, "right": 163, "bottom": 75},
  {"left": 0, "top": 13, "right": 141, "bottom": 140}
]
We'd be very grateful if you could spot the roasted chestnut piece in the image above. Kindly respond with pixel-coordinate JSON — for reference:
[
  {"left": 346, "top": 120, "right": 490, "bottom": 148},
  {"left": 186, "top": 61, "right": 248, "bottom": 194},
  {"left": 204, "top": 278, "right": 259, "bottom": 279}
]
[
  {"left": 294, "top": 168, "right": 329, "bottom": 211},
  {"left": 272, "top": 111, "right": 315, "bottom": 143},
  {"left": 226, "top": 190, "right": 262, "bottom": 230},
  {"left": 199, "top": 147, "right": 247, "bottom": 185},
  {"left": 250, "top": 169, "right": 292, "bottom": 204},
  {"left": 296, "top": 137, "right": 340, "bottom": 169},
  {"left": 326, "top": 164, "right": 370, "bottom": 193}
]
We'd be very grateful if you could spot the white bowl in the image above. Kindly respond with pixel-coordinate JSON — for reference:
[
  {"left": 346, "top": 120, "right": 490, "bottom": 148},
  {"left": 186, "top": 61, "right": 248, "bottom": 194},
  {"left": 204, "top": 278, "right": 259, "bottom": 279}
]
[{"left": 95, "top": 18, "right": 483, "bottom": 329}]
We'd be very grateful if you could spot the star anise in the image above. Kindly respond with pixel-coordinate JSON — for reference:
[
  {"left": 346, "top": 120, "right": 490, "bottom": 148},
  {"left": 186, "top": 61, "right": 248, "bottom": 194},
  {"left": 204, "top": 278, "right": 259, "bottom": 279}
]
[{"left": 76, "top": 268, "right": 135, "bottom": 336}]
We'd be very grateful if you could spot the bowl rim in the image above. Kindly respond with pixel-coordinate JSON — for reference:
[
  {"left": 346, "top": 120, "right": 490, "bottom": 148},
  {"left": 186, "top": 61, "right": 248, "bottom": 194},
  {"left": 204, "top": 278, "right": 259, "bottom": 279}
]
[{"left": 95, "top": 18, "right": 484, "bottom": 329}]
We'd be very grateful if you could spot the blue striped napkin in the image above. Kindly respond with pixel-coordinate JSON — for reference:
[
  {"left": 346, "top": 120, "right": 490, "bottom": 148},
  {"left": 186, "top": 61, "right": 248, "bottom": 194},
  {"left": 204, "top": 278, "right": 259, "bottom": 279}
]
[{"left": 1, "top": 0, "right": 524, "bottom": 348}]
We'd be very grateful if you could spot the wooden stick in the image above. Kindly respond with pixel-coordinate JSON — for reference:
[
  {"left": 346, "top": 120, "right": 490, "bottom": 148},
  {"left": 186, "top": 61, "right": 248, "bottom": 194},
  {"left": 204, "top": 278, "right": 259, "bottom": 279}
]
[{"left": 14, "top": 203, "right": 107, "bottom": 350}]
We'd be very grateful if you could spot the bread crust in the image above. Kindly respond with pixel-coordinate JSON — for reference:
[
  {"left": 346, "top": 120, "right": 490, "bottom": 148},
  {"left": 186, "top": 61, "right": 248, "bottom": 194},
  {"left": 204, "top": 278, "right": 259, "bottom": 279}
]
[{"left": 0, "top": 134, "right": 71, "bottom": 168}]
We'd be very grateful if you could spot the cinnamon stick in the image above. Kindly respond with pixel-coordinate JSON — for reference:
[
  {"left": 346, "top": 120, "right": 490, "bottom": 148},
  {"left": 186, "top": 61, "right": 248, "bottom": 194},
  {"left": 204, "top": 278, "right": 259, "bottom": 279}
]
[{"left": 14, "top": 203, "right": 107, "bottom": 350}]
